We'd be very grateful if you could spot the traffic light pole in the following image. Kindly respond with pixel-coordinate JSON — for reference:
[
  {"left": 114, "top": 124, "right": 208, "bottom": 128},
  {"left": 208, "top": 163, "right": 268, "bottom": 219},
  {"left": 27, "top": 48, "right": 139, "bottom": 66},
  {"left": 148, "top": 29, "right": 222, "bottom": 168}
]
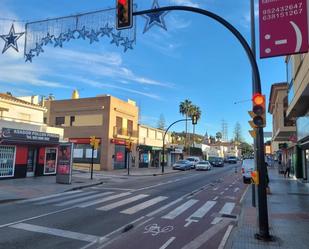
[
  {"left": 134, "top": 5, "right": 270, "bottom": 241},
  {"left": 162, "top": 119, "right": 190, "bottom": 174},
  {"left": 91, "top": 146, "right": 94, "bottom": 180}
]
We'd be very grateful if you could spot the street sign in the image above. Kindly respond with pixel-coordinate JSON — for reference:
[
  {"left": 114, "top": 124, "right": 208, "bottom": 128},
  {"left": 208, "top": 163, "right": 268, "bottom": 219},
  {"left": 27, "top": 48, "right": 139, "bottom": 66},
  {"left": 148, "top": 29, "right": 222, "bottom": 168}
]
[{"left": 259, "top": 0, "right": 308, "bottom": 58}]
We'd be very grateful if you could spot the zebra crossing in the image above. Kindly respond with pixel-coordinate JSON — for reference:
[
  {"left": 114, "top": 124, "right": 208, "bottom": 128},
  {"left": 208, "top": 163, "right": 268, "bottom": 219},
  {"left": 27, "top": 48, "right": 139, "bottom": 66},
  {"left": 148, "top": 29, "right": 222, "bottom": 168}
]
[{"left": 19, "top": 190, "right": 237, "bottom": 224}]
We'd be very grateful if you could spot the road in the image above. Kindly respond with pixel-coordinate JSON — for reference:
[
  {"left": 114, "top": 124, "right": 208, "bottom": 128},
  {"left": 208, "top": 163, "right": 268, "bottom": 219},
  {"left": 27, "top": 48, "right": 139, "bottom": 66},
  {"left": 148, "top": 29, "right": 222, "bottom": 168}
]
[{"left": 0, "top": 163, "right": 246, "bottom": 249}]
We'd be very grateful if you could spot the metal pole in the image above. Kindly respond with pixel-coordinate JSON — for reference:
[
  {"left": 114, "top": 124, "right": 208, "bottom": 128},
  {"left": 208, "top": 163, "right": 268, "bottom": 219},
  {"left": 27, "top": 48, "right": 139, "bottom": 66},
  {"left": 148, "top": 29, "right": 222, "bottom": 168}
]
[
  {"left": 128, "top": 151, "right": 130, "bottom": 175},
  {"left": 134, "top": 6, "right": 269, "bottom": 239},
  {"left": 251, "top": 0, "right": 256, "bottom": 208},
  {"left": 91, "top": 146, "right": 94, "bottom": 180}
]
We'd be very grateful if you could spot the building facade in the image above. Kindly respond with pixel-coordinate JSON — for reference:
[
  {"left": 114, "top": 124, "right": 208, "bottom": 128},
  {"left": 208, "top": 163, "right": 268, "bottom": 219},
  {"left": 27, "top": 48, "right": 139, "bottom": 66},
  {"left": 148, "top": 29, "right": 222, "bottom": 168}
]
[
  {"left": 44, "top": 94, "right": 138, "bottom": 171},
  {"left": 286, "top": 54, "right": 309, "bottom": 180},
  {"left": 0, "top": 93, "right": 63, "bottom": 179}
]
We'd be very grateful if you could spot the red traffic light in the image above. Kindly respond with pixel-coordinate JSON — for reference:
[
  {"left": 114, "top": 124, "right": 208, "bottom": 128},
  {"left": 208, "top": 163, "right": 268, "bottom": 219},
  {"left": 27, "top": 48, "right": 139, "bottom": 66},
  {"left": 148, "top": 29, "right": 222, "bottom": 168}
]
[
  {"left": 252, "top": 93, "right": 265, "bottom": 106},
  {"left": 116, "top": 0, "right": 132, "bottom": 30}
]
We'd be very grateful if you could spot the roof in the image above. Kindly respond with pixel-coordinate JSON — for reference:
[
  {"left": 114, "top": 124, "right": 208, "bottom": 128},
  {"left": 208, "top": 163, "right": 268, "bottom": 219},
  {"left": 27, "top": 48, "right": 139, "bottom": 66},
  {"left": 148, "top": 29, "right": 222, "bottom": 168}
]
[
  {"left": 268, "top": 82, "right": 288, "bottom": 113},
  {"left": 0, "top": 93, "right": 45, "bottom": 109}
]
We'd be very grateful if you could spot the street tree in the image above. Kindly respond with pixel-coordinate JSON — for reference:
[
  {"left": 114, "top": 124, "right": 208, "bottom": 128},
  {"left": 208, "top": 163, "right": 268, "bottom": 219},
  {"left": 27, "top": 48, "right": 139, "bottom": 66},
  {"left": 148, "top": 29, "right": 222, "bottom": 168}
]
[
  {"left": 189, "top": 105, "right": 202, "bottom": 147},
  {"left": 216, "top": 132, "right": 222, "bottom": 141},
  {"left": 179, "top": 99, "right": 193, "bottom": 150},
  {"left": 234, "top": 122, "right": 243, "bottom": 143},
  {"left": 157, "top": 113, "right": 166, "bottom": 130}
]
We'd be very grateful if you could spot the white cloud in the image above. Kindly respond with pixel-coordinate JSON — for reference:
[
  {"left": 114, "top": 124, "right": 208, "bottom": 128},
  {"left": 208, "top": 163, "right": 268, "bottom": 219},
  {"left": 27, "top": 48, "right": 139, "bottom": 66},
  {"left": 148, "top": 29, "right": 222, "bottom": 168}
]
[{"left": 170, "top": 0, "right": 200, "bottom": 8}]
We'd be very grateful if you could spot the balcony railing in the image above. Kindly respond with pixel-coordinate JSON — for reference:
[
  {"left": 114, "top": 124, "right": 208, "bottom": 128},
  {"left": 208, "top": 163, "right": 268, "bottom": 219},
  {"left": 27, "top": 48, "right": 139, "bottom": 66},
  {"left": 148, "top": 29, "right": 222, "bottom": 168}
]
[{"left": 113, "top": 126, "right": 137, "bottom": 138}]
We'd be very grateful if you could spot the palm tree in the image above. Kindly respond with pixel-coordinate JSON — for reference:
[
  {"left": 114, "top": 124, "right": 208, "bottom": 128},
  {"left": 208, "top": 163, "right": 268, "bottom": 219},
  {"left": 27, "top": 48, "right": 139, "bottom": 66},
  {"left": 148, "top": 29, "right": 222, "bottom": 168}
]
[
  {"left": 179, "top": 99, "right": 193, "bottom": 150},
  {"left": 189, "top": 105, "right": 202, "bottom": 148},
  {"left": 216, "top": 132, "right": 222, "bottom": 142}
]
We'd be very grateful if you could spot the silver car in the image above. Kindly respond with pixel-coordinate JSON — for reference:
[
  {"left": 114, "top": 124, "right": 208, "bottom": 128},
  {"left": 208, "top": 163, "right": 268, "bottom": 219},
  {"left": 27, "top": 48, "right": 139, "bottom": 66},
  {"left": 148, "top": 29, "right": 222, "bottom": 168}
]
[{"left": 196, "top": 161, "right": 212, "bottom": 171}]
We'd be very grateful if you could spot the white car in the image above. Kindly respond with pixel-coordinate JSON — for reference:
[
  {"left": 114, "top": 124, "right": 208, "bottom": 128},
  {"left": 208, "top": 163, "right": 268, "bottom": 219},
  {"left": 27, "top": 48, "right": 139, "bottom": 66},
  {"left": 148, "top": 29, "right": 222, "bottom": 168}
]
[
  {"left": 196, "top": 160, "right": 212, "bottom": 171},
  {"left": 185, "top": 156, "right": 200, "bottom": 169},
  {"left": 242, "top": 159, "right": 255, "bottom": 184}
]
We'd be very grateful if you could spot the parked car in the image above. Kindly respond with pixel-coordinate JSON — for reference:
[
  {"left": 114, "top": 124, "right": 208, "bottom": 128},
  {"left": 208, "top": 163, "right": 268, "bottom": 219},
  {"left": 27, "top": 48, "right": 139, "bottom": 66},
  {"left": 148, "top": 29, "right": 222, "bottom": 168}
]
[
  {"left": 196, "top": 160, "right": 212, "bottom": 171},
  {"left": 227, "top": 156, "right": 237, "bottom": 164},
  {"left": 185, "top": 156, "right": 200, "bottom": 169},
  {"left": 172, "top": 160, "right": 192, "bottom": 171},
  {"left": 242, "top": 159, "right": 254, "bottom": 184},
  {"left": 211, "top": 157, "right": 224, "bottom": 167}
]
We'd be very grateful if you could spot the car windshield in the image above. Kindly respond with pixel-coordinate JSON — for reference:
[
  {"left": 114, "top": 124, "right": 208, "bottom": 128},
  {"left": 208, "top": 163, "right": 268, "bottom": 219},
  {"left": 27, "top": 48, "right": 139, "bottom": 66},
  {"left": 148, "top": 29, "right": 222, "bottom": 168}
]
[
  {"left": 176, "top": 160, "right": 188, "bottom": 164},
  {"left": 186, "top": 158, "right": 195, "bottom": 161}
]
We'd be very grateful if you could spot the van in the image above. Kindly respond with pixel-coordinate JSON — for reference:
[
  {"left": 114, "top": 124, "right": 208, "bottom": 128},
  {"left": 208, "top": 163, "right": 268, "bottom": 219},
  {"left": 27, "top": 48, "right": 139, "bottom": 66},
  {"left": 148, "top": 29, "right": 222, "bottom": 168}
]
[
  {"left": 185, "top": 156, "right": 200, "bottom": 169},
  {"left": 242, "top": 159, "right": 255, "bottom": 184}
]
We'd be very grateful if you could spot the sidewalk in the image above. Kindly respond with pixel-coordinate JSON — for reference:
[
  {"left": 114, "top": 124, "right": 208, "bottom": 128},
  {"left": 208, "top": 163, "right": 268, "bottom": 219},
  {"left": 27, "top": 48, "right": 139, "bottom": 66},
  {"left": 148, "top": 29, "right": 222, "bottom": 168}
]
[{"left": 229, "top": 166, "right": 309, "bottom": 249}]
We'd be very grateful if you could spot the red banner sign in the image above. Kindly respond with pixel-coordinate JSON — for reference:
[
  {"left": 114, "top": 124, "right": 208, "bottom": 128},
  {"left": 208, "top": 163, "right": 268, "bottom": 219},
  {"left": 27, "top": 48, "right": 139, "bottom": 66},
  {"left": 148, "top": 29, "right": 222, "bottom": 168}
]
[{"left": 259, "top": 0, "right": 308, "bottom": 58}]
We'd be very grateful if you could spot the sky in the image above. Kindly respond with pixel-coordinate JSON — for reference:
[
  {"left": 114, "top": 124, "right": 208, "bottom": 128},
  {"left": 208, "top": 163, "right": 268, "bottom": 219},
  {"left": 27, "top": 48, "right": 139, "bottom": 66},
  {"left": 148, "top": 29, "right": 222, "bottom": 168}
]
[{"left": 0, "top": 0, "right": 287, "bottom": 143}]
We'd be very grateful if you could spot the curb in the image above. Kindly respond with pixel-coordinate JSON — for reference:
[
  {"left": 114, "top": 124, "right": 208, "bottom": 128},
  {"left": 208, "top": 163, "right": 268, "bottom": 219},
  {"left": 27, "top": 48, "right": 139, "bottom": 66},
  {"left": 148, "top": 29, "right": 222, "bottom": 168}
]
[
  {"left": 123, "top": 170, "right": 185, "bottom": 177},
  {"left": 64, "top": 181, "right": 104, "bottom": 192}
]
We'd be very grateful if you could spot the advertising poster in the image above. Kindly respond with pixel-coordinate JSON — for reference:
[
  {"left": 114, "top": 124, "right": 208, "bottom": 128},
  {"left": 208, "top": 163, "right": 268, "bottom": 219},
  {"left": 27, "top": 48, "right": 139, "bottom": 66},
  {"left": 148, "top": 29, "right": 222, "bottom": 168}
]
[
  {"left": 44, "top": 148, "right": 57, "bottom": 175},
  {"left": 56, "top": 143, "right": 73, "bottom": 184}
]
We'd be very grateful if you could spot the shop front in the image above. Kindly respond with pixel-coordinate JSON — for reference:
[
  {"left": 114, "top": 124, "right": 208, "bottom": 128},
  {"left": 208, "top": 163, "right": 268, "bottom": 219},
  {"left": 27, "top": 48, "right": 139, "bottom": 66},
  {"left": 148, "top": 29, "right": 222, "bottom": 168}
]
[
  {"left": 297, "top": 115, "right": 309, "bottom": 181},
  {"left": 138, "top": 145, "right": 162, "bottom": 168},
  {"left": 111, "top": 139, "right": 129, "bottom": 170},
  {"left": 0, "top": 127, "right": 60, "bottom": 179}
]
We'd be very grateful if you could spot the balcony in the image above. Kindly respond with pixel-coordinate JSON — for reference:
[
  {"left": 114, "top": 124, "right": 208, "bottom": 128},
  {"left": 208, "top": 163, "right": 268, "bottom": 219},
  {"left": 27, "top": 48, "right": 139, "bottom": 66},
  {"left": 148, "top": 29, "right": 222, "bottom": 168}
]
[{"left": 113, "top": 126, "right": 137, "bottom": 138}]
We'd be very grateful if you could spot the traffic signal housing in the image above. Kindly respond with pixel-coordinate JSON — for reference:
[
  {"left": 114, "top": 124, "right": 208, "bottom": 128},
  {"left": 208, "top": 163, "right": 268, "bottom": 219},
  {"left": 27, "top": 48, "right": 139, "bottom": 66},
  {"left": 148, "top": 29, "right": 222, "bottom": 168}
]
[
  {"left": 192, "top": 115, "right": 198, "bottom": 125},
  {"left": 251, "top": 93, "right": 266, "bottom": 128},
  {"left": 116, "top": 0, "right": 133, "bottom": 30}
]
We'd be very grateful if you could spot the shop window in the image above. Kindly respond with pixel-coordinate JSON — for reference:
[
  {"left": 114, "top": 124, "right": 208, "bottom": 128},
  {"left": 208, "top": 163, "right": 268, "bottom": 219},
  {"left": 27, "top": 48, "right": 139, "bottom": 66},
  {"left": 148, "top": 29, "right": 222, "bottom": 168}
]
[
  {"left": 73, "top": 144, "right": 100, "bottom": 164},
  {"left": 0, "top": 146, "right": 15, "bottom": 177},
  {"left": 55, "top": 116, "right": 65, "bottom": 126}
]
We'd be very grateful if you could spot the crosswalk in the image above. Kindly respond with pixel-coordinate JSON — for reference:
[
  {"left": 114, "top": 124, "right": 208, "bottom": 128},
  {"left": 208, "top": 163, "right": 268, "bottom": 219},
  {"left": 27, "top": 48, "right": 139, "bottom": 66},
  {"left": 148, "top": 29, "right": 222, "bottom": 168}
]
[{"left": 19, "top": 190, "right": 237, "bottom": 225}]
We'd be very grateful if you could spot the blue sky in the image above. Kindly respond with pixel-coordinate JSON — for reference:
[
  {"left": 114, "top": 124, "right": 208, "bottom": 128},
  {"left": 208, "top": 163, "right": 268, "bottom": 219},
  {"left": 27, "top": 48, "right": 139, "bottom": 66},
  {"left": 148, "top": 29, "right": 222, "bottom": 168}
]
[{"left": 0, "top": 0, "right": 286, "bottom": 142}]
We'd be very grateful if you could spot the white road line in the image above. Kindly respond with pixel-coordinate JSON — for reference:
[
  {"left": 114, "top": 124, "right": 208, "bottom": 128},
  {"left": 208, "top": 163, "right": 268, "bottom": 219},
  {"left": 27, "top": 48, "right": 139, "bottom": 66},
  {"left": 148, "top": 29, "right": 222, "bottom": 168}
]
[
  {"left": 121, "top": 196, "right": 168, "bottom": 215},
  {"left": 36, "top": 191, "right": 96, "bottom": 205},
  {"left": 213, "top": 187, "right": 219, "bottom": 191},
  {"left": 55, "top": 192, "right": 114, "bottom": 207},
  {"left": 211, "top": 202, "right": 235, "bottom": 225},
  {"left": 229, "top": 185, "right": 233, "bottom": 187},
  {"left": 10, "top": 223, "right": 100, "bottom": 242},
  {"left": 77, "top": 192, "right": 131, "bottom": 208},
  {"left": 218, "top": 225, "right": 234, "bottom": 249},
  {"left": 184, "top": 201, "right": 217, "bottom": 227},
  {"left": 97, "top": 194, "right": 148, "bottom": 211},
  {"left": 213, "top": 196, "right": 218, "bottom": 201},
  {"left": 220, "top": 191, "right": 224, "bottom": 195},
  {"left": 18, "top": 190, "right": 82, "bottom": 204},
  {"left": 224, "top": 188, "right": 229, "bottom": 191},
  {"left": 159, "top": 237, "right": 176, "bottom": 249},
  {"left": 96, "top": 187, "right": 135, "bottom": 191},
  {"left": 146, "top": 198, "right": 183, "bottom": 217},
  {"left": 234, "top": 187, "right": 240, "bottom": 193},
  {"left": 162, "top": 199, "right": 198, "bottom": 220},
  {"left": 240, "top": 185, "right": 249, "bottom": 204}
]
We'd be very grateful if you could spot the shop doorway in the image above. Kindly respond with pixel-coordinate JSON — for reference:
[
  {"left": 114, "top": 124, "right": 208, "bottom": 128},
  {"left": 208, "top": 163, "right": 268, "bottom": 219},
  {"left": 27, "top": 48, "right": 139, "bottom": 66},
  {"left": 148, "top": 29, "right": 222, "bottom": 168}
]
[{"left": 27, "top": 148, "right": 38, "bottom": 177}]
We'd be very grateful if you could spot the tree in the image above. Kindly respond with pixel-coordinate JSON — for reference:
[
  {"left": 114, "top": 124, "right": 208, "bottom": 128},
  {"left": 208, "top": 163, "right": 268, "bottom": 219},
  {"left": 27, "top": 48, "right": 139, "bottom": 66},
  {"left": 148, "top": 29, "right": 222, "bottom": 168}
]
[
  {"left": 209, "top": 135, "right": 216, "bottom": 144},
  {"left": 240, "top": 142, "right": 254, "bottom": 157},
  {"left": 157, "top": 114, "right": 165, "bottom": 130},
  {"left": 216, "top": 132, "right": 222, "bottom": 141},
  {"left": 234, "top": 122, "right": 243, "bottom": 143},
  {"left": 179, "top": 99, "right": 193, "bottom": 150},
  {"left": 188, "top": 105, "right": 202, "bottom": 147}
]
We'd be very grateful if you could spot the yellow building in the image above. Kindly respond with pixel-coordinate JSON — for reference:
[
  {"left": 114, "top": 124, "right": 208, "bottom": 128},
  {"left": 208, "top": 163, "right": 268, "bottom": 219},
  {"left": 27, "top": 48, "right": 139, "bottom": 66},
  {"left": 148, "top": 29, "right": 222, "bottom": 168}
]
[{"left": 44, "top": 93, "right": 138, "bottom": 171}]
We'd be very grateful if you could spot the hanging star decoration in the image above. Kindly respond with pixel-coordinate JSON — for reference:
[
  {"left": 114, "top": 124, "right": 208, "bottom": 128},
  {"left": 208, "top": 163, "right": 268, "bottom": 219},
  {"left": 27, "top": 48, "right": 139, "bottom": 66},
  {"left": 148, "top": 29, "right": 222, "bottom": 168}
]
[
  {"left": 77, "top": 26, "right": 88, "bottom": 40},
  {"left": 87, "top": 29, "right": 99, "bottom": 44},
  {"left": 143, "top": 0, "right": 169, "bottom": 34},
  {"left": 100, "top": 23, "right": 113, "bottom": 38},
  {"left": 110, "top": 31, "right": 124, "bottom": 47},
  {"left": 0, "top": 24, "right": 25, "bottom": 54},
  {"left": 121, "top": 37, "right": 134, "bottom": 52},
  {"left": 25, "top": 52, "right": 35, "bottom": 62}
]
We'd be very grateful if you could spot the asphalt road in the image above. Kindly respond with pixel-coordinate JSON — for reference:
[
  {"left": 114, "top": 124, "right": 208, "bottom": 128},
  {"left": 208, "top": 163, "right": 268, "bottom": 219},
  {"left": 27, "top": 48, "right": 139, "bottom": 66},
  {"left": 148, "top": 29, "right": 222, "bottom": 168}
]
[{"left": 0, "top": 163, "right": 246, "bottom": 249}]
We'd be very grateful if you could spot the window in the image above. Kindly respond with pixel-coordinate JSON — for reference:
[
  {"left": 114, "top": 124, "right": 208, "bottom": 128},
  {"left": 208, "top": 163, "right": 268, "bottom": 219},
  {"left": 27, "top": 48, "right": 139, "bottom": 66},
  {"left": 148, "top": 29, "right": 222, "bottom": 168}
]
[
  {"left": 73, "top": 144, "right": 100, "bottom": 164},
  {"left": 55, "top": 117, "right": 65, "bottom": 126},
  {"left": 286, "top": 57, "right": 294, "bottom": 104},
  {"left": 70, "top": 116, "right": 75, "bottom": 126},
  {"left": 127, "top": 120, "right": 133, "bottom": 136},
  {"left": 116, "top": 116, "right": 122, "bottom": 134},
  {"left": 0, "top": 146, "right": 15, "bottom": 177},
  {"left": 43, "top": 117, "right": 47, "bottom": 124}
]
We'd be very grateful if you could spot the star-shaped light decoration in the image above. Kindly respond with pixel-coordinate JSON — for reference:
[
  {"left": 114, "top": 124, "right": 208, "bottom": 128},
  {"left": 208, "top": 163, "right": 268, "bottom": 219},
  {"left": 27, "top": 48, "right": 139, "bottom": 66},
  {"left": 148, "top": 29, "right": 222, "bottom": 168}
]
[
  {"left": 54, "top": 34, "right": 64, "bottom": 48},
  {"left": 0, "top": 24, "right": 24, "bottom": 54},
  {"left": 77, "top": 26, "right": 88, "bottom": 40},
  {"left": 42, "top": 33, "right": 53, "bottom": 45},
  {"left": 110, "top": 31, "right": 124, "bottom": 47},
  {"left": 121, "top": 37, "right": 134, "bottom": 52},
  {"left": 100, "top": 23, "right": 113, "bottom": 38},
  {"left": 34, "top": 42, "right": 44, "bottom": 56},
  {"left": 64, "top": 29, "right": 76, "bottom": 42},
  {"left": 25, "top": 52, "right": 35, "bottom": 63},
  {"left": 87, "top": 29, "right": 99, "bottom": 44},
  {"left": 143, "top": 0, "right": 169, "bottom": 34}
]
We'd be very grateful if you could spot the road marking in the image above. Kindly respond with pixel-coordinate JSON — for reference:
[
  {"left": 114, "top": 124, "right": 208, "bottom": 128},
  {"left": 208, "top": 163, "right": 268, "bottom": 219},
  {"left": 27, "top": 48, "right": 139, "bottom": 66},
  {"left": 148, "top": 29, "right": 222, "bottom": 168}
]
[
  {"left": 224, "top": 188, "right": 229, "bottom": 191},
  {"left": 55, "top": 192, "right": 113, "bottom": 206},
  {"left": 10, "top": 223, "right": 100, "bottom": 242},
  {"left": 240, "top": 185, "right": 249, "bottom": 204},
  {"left": 220, "top": 191, "right": 224, "bottom": 195},
  {"left": 234, "top": 187, "right": 240, "bottom": 193},
  {"left": 146, "top": 198, "right": 183, "bottom": 217},
  {"left": 121, "top": 196, "right": 168, "bottom": 215},
  {"left": 18, "top": 190, "right": 82, "bottom": 204},
  {"left": 97, "top": 194, "right": 148, "bottom": 211},
  {"left": 184, "top": 201, "right": 217, "bottom": 227},
  {"left": 181, "top": 219, "right": 230, "bottom": 249},
  {"left": 159, "top": 237, "right": 176, "bottom": 249},
  {"left": 218, "top": 225, "right": 234, "bottom": 249},
  {"left": 36, "top": 191, "right": 97, "bottom": 205},
  {"left": 77, "top": 192, "right": 131, "bottom": 208},
  {"left": 213, "top": 196, "right": 218, "bottom": 201},
  {"left": 229, "top": 185, "right": 233, "bottom": 187},
  {"left": 213, "top": 187, "right": 219, "bottom": 191},
  {"left": 162, "top": 199, "right": 198, "bottom": 220},
  {"left": 92, "top": 187, "right": 135, "bottom": 191},
  {"left": 211, "top": 202, "right": 235, "bottom": 225}
]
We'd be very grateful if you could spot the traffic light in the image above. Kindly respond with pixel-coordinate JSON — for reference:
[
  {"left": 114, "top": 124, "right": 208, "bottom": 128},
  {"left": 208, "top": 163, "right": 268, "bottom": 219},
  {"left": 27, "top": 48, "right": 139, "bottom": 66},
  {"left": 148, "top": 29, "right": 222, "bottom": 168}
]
[
  {"left": 126, "top": 140, "right": 132, "bottom": 151},
  {"left": 251, "top": 170, "right": 259, "bottom": 184},
  {"left": 250, "top": 93, "right": 266, "bottom": 128},
  {"left": 90, "top": 136, "right": 100, "bottom": 149},
  {"left": 192, "top": 115, "right": 198, "bottom": 125},
  {"left": 116, "top": 0, "right": 133, "bottom": 30}
]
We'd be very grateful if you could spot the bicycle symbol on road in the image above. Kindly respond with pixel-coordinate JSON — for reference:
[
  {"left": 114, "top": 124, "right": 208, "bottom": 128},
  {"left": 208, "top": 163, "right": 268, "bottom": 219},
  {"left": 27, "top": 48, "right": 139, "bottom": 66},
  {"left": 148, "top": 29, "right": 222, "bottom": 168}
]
[{"left": 144, "top": 224, "right": 174, "bottom": 236}]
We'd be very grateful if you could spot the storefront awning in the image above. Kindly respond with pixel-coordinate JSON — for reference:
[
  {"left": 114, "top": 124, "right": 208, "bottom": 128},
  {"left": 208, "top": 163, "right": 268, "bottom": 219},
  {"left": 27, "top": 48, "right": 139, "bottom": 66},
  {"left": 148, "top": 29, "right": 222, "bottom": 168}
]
[{"left": 138, "top": 145, "right": 162, "bottom": 151}]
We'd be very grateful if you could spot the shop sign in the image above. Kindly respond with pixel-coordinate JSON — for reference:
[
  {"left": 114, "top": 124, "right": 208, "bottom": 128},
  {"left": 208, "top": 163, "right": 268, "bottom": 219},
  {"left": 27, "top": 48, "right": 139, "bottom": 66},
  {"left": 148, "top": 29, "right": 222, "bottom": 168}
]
[
  {"left": 111, "top": 139, "right": 126, "bottom": 145},
  {"left": 116, "top": 151, "right": 124, "bottom": 161},
  {"left": 1, "top": 127, "right": 59, "bottom": 143},
  {"left": 259, "top": 0, "right": 308, "bottom": 58},
  {"left": 56, "top": 143, "right": 73, "bottom": 184},
  {"left": 44, "top": 148, "right": 57, "bottom": 175}
]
